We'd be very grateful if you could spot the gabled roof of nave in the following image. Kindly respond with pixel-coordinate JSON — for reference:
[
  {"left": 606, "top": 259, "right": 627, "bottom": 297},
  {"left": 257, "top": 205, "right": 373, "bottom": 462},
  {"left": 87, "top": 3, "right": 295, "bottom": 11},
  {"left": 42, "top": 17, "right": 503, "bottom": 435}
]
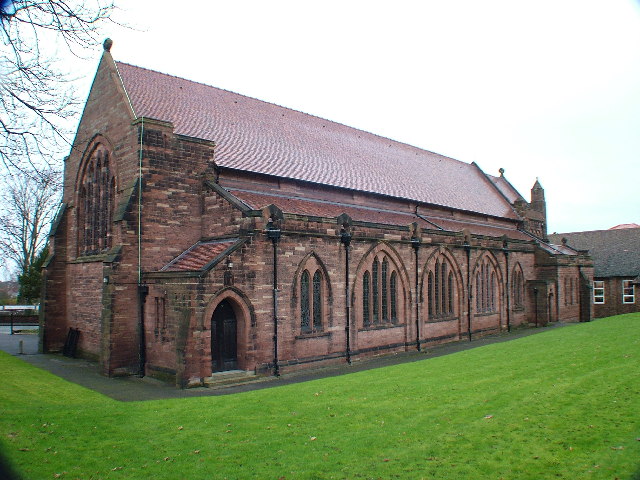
[{"left": 113, "top": 60, "right": 521, "bottom": 221}]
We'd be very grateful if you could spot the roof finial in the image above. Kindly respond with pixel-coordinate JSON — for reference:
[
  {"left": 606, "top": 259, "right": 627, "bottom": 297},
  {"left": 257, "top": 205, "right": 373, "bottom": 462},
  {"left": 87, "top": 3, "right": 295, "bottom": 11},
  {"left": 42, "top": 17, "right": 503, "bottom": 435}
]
[
  {"left": 103, "top": 38, "right": 113, "bottom": 52},
  {"left": 498, "top": 167, "right": 505, "bottom": 177}
]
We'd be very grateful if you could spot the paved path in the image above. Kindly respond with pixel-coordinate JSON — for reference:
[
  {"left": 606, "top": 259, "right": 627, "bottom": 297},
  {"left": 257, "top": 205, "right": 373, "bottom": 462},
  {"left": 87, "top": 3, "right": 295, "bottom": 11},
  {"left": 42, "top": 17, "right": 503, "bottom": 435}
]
[{"left": 0, "top": 323, "right": 570, "bottom": 402}]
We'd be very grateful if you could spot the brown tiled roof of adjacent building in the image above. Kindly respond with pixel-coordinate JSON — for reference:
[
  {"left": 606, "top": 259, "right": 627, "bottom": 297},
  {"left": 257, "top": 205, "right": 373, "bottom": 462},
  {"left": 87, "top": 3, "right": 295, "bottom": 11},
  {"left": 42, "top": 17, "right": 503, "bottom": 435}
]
[
  {"left": 609, "top": 223, "right": 640, "bottom": 230},
  {"left": 548, "top": 228, "right": 640, "bottom": 277},
  {"left": 115, "top": 61, "right": 520, "bottom": 221}
]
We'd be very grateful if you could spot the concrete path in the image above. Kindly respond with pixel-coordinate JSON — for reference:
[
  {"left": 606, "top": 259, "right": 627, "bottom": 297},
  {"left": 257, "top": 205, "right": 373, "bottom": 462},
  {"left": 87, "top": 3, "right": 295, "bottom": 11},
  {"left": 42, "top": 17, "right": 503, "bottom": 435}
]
[{"left": 0, "top": 323, "right": 570, "bottom": 402}]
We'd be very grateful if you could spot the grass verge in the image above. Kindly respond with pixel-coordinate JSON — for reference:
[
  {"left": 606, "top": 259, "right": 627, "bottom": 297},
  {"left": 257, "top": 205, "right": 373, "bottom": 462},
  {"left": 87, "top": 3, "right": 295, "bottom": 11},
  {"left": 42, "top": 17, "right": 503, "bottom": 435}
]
[{"left": 1, "top": 314, "right": 639, "bottom": 479}]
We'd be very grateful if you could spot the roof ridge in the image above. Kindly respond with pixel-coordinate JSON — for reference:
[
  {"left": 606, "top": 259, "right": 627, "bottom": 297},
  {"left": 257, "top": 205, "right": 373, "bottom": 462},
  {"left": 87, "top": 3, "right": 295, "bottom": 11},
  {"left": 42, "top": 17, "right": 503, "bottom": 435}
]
[{"left": 114, "top": 60, "right": 469, "bottom": 167}]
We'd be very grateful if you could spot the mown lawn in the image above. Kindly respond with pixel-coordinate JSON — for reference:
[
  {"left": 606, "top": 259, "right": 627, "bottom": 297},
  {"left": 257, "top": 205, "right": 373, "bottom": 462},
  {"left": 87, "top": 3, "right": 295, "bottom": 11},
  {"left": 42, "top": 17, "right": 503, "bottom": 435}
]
[{"left": 1, "top": 314, "right": 639, "bottom": 480}]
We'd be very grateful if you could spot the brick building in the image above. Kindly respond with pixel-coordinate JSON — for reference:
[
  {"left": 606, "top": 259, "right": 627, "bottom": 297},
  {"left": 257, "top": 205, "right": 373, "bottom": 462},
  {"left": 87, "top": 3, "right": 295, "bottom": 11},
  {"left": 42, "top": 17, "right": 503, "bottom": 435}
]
[
  {"left": 549, "top": 226, "right": 640, "bottom": 318},
  {"left": 42, "top": 41, "right": 593, "bottom": 387}
]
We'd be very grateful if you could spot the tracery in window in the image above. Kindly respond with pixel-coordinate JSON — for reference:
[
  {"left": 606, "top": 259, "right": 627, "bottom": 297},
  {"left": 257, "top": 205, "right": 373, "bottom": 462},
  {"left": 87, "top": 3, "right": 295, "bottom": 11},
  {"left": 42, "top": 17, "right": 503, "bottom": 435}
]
[
  {"left": 426, "top": 253, "right": 458, "bottom": 320},
  {"left": 78, "top": 144, "right": 116, "bottom": 256}
]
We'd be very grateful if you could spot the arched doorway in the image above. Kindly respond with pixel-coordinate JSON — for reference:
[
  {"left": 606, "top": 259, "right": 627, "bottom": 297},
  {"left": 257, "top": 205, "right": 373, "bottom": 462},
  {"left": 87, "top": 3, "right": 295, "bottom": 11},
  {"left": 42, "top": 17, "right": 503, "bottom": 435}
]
[{"left": 211, "top": 300, "right": 238, "bottom": 372}]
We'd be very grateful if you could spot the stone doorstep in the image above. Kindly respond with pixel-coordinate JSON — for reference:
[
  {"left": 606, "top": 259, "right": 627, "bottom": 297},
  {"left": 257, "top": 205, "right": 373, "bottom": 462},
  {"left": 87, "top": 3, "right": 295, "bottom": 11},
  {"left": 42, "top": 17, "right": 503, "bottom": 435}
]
[{"left": 203, "top": 370, "right": 262, "bottom": 389}]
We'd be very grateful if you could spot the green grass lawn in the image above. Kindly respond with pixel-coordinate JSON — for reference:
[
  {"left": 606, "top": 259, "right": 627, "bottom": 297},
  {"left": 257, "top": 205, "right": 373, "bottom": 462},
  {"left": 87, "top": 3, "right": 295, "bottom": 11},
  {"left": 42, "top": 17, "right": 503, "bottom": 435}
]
[{"left": 1, "top": 314, "right": 639, "bottom": 480}]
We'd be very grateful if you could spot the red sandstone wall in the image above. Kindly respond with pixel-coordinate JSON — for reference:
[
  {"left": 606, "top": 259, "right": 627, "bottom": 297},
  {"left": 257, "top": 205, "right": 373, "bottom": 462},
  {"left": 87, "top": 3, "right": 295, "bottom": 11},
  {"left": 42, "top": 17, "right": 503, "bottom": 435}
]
[{"left": 66, "top": 261, "right": 104, "bottom": 359}]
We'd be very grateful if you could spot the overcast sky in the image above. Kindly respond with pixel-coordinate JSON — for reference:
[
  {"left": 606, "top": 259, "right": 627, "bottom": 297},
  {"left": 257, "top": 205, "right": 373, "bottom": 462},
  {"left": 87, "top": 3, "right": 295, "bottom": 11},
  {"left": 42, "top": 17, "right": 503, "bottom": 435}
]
[{"left": 75, "top": 0, "right": 640, "bottom": 234}]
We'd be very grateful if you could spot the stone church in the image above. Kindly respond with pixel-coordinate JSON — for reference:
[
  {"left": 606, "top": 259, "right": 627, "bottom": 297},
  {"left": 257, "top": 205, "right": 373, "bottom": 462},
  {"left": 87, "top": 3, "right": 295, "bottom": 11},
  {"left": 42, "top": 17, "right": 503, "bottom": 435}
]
[{"left": 42, "top": 40, "right": 593, "bottom": 387}]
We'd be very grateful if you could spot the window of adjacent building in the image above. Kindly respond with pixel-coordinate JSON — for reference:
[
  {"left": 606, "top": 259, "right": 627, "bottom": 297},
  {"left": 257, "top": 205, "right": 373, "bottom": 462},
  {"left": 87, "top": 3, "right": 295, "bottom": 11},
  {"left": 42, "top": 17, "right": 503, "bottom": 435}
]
[
  {"left": 622, "top": 280, "right": 635, "bottom": 304},
  {"left": 427, "top": 255, "right": 458, "bottom": 320},
  {"left": 78, "top": 144, "right": 116, "bottom": 256},
  {"left": 362, "top": 253, "right": 400, "bottom": 327},
  {"left": 593, "top": 280, "right": 605, "bottom": 304}
]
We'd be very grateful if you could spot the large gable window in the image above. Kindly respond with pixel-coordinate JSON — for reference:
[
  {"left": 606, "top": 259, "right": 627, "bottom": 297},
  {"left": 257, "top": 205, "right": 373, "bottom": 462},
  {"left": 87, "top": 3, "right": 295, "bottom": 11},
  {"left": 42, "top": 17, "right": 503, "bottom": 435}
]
[{"left": 78, "top": 144, "right": 115, "bottom": 256}]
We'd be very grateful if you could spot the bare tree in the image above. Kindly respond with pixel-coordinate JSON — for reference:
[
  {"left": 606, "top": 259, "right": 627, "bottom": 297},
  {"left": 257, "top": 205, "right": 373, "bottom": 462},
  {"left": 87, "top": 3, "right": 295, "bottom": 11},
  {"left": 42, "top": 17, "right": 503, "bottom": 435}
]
[
  {"left": 1, "top": 0, "right": 117, "bottom": 174},
  {"left": 0, "top": 168, "right": 61, "bottom": 281}
]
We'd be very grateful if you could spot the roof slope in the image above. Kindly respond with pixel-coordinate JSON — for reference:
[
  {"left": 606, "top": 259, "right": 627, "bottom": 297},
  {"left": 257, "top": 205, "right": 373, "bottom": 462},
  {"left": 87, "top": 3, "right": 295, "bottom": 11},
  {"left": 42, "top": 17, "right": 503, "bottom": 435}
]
[
  {"left": 548, "top": 228, "right": 640, "bottom": 277},
  {"left": 487, "top": 174, "right": 525, "bottom": 204},
  {"left": 115, "top": 61, "right": 519, "bottom": 220}
]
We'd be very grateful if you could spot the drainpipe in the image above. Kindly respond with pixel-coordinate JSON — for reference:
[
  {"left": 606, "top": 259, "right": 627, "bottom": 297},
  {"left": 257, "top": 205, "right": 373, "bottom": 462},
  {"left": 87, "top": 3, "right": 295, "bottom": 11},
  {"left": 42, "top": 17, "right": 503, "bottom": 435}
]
[
  {"left": 411, "top": 236, "right": 421, "bottom": 351},
  {"left": 137, "top": 118, "right": 147, "bottom": 377},
  {"left": 340, "top": 227, "right": 352, "bottom": 364},
  {"left": 138, "top": 284, "right": 149, "bottom": 377},
  {"left": 465, "top": 241, "right": 472, "bottom": 341},
  {"left": 533, "top": 287, "right": 539, "bottom": 327},
  {"left": 503, "top": 240, "right": 511, "bottom": 332},
  {"left": 266, "top": 219, "right": 281, "bottom": 376}
]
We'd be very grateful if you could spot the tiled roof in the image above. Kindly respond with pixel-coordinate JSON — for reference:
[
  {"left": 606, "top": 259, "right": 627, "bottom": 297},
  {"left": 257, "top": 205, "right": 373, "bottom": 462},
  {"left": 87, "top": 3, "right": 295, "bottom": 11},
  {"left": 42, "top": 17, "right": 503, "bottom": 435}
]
[
  {"left": 548, "top": 228, "right": 640, "bottom": 277},
  {"left": 228, "top": 189, "right": 530, "bottom": 240},
  {"left": 487, "top": 174, "right": 525, "bottom": 204},
  {"left": 161, "top": 239, "right": 238, "bottom": 272},
  {"left": 609, "top": 223, "right": 640, "bottom": 230},
  {"left": 115, "top": 61, "right": 520, "bottom": 220}
]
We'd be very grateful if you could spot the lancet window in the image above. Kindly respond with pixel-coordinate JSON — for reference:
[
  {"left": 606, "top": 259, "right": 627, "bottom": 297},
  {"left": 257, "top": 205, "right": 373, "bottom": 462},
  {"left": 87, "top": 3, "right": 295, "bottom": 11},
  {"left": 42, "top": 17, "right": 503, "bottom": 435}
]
[{"left": 512, "top": 266, "right": 525, "bottom": 309}]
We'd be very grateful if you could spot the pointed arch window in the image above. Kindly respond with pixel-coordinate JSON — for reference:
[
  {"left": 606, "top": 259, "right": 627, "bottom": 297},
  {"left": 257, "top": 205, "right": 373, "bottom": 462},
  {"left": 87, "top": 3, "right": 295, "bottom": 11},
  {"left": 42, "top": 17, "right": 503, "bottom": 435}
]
[
  {"left": 78, "top": 144, "right": 116, "bottom": 256},
  {"left": 426, "top": 254, "right": 458, "bottom": 321},
  {"left": 390, "top": 271, "right": 398, "bottom": 323},
  {"left": 476, "top": 258, "right": 498, "bottom": 314},
  {"left": 301, "top": 270, "right": 311, "bottom": 331},
  {"left": 362, "top": 253, "right": 404, "bottom": 328},
  {"left": 299, "top": 265, "right": 326, "bottom": 334},
  {"left": 363, "top": 271, "right": 371, "bottom": 326},
  {"left": 312, "top": 270, "right": 322, "bottom": 330},
  {"left": 381, "top": 258, "right": 389, "bottom": 322},
  {"left": 512, "top": 267, "right": 525, "bottom": 309},
  {"left": 427, "top": 271, "right": 434, "bottom": 316},
  {"left": 434, "top": 260, "right": 441, "bottom": 316},
  {"left": 372, "top": 259, "right": 380, "bottom": 324}
]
